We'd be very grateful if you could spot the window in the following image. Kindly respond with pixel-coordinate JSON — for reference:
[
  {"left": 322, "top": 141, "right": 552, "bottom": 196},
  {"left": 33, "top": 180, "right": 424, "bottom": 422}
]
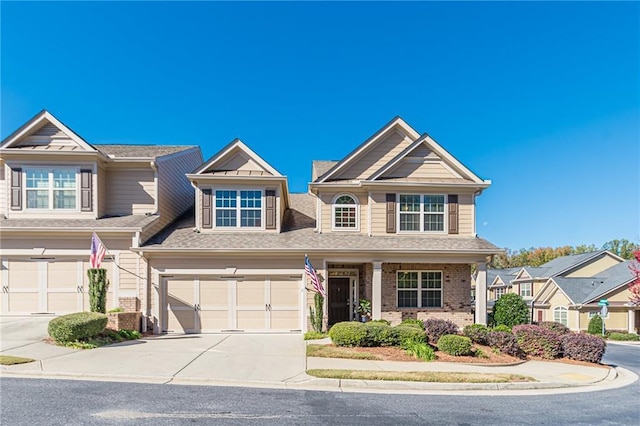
[
  {"left": 215, "top": 190, "right": 262, "bottom": 228},
  {"left": 520, "top": 282, "right": 532, "bottom": 298},
  {"left": 588, "top": 311, "right": 609, "bottom": 320},
  {"left": 553, "top": 306, "right": 568, "bottom": 326},
  {"left": 470, "top": 288, "right": 476, "bottom": 303},
  {"left": 397, "top": 271, "right": 442, "bottom": 308},
  {"left": 25, "top": 168, "right": 77, "bottom": 210},
  {"left": 398, "top": 194, "right": 445, "bottom": 232},
  {"left": 494, "top": 287, "right": 505, "bottom": 300},
  {"left": 333, "top": 194, "right": 358, "bottom": 230}
]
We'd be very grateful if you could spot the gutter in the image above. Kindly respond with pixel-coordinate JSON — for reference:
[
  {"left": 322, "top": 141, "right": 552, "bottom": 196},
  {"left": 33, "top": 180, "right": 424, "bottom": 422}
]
[{"left": 131, "top": 246, "right": 503, "bottom": 255}]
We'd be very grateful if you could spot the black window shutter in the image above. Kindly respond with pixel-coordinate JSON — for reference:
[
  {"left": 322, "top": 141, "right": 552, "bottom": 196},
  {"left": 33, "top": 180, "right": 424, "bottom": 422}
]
[{"left": 386, "top": 193, "right": 396, "bottom": 233}]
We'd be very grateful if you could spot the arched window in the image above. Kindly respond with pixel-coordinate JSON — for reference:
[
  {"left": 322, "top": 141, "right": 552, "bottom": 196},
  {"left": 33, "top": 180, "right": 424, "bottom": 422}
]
[
  {"left": 332, "top": 194, "right": 359, "bottom": 230},
  {"left": 553, "top": 306, "right": 568, "bottom": 327}
]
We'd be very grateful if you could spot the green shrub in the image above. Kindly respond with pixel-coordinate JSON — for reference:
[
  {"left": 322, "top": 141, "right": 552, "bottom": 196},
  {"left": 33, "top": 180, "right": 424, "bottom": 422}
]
[
  {"left": 493, "top": 293, "right": 530, "bottom": 327},
  {"left": 588, "top": 314, "right": 604, "bottom": 335},
  {"left": 362, "top": 322, "right": 396, "bottom": 347},
  {"left": 369, "top": 319, "right": 391, "bottom": 325},
  {"left": 309, "top": 293, "right": 324, "bottom": 333},
  {"left": 512, "top": 324, "right": 562, "bottom": 359},
  {"left": 492, "top": 324, "right": 512, "bottom": 333},
  {"left": 402, "top": 340, "right": 436, "bottom": 361},
  {"left": 561, "top": 333, "right": 606, "bottom": 363},
  {"left": 328, "top": 322, "right": 367, "bottom": 347},
  {"left": 608, "top": 332, "right": 640, "bottom": 341},
  {"left": 304, "top": 331, "right": 328, "bottom": 340},
  {"left": 117, "top": 329, "right": 141, "bottom": 340},
  {"left": 48, "top": 312, "right": 108, "bottom": 344},
  {"left": 400, "top": 319, "right": 425, "bottom": 330},
  {"left": 423, "top": 318, "right": 458, "bottom": 344},
  {"left": 107, "top": 307, "right": 124, "bottom": 313},
  {"left": 438, "top": 334, "right": 473, "bottom": 356},
  {"left": 538, "top": 321, "right": 570, "bottom": 335},
  {"left": 463, "top": 324, "right": 490, "bottom": 345},
  {"left": 393, "top": 325, "right": 427, "bottom": 346}
]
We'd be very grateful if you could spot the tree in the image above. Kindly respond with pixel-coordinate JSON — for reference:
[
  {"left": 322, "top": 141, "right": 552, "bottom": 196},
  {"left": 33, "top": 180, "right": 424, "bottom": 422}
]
[
  {"left": 308, "top": 293, "right": 324, "bottom": 332},
  {"left": 629, "top": 250, "right": 640, "bottom": 306},
  {"left": 87, "top": 269, "right": 109, "bottom": 313},
  {"left": 602, "top": 239, "right": 640, "bottom": 260},
  {"left": 493, "top": 293, "right": 530, "bottom": 327}
]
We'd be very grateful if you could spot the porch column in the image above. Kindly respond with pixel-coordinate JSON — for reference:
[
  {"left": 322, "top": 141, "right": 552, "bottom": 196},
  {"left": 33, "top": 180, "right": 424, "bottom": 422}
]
[
  {"left": 628, "top": 309, "right": 635, "bottom": 334},
  {"left": 372, "top": 261, "right": 383, "bottom": 320},
  {"left": 475, "top": 262, "right": 487, "bottom": 325}
]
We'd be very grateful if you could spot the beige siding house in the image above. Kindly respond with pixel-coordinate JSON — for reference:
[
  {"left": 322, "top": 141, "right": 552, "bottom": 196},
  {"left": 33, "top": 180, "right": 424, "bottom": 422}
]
[{"left": 0, "top": 111, "right": 202, "bottom": 319}]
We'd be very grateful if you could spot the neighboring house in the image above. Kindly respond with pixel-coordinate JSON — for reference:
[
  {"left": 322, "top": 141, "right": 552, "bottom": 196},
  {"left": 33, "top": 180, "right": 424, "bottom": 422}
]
[
  {"left": 0, "top": 110, "right": 203, "bottom": 318},
  {"left": 486, "top": 267, "right": 521, "bottom": 302},
  {"left": 1, "top": 112, "right": 502, "bottom": 334},
  {"left": 533, "top": 261, "right": 639, "bottom": 333}
]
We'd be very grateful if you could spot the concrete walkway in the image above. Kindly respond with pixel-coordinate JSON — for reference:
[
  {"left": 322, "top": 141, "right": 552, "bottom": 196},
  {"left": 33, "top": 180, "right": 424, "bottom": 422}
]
[{"left": 1, "top": 317, "right": 637, "bottom": 394}]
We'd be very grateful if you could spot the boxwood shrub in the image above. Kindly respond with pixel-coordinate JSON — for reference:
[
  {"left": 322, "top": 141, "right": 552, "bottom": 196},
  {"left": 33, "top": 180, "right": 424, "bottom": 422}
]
[
  {"left": 463, "top": 324, "right": 490, "bottom": 345},
  {"left": 393, "top": 325, "right": 427, "bottom": 345},
  {"left": 512, "top": 324, "right": 562, "bottom": 359},
  {"left": 328, "top": 321, "right": 367, "bottom": 347},
  {"left": 561, "top": 333, "right": 606, "bottom": 363},
  {"left": 423, "top": 318, "right": 458, "bottom": 344},
  {"left": 438, "top": 334, "right": 472, "bottom": 356},
  {"left": 400, "top": 319, "right": 425, "bottom": 330},
  {"left": 487, "top": 331, "right": 523, "bottom": 358},
  {"left": 608, "top": 332, "right": 640, "bottom": 341},
  {"left": 492, "top": 324, "right": 512, "bottom": 333},
  {"left": 362, "top": 322, "right": 396, "bottom": 347},
  {"left": 48, "top": 312, "right": 108, "bottom": 344},
  {"left": 587, "top": 314, "right": 604, "bottom": 335},
  {"left": 538, "top": 321, "right": 570, "bottom": 335}
]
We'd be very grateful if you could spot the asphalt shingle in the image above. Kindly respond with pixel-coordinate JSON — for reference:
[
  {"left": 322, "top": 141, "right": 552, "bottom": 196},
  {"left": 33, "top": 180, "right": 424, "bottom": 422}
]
[{"left": 95, "top": 144, "right": 197, "bottom": 159}]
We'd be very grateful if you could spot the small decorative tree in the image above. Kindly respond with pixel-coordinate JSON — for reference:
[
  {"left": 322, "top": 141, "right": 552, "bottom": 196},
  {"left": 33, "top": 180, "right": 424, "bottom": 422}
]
[
  {"left": 493, "top": 293, "right": 530, "bottom": 327},
  {"left": 309, "top": 292, "right": 324, "bottom": 333},
  {"left": 588, "top": 314, "right": 604, "bottom": 336},
  {"left": 87, "top": 268, "right": 109, "bottom": 313}
]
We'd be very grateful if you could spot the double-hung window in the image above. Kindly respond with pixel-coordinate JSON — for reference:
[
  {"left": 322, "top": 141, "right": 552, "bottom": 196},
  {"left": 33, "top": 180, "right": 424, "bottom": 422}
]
[
  {"left": 398, "top": 194, "right": 445, "bottom": 232},
  {"left": 215, "top": 190, "right": 262, "bottom": 228},
  {"left": 25, "top": 168, "right": 77, "bottom": 210},
  {"left": 519, "top": 282, "right": 532, "bottom": 298},
  {"left": 494, "top": 287, "right": 505, "bottom": 300},
  {"left": 397, "top": 271, "right": 443, "bottom": 308}
]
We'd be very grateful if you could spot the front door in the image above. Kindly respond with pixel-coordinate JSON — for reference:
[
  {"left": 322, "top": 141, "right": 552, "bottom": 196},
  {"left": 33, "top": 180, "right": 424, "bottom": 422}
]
[{"left": 328, "top": 277, "right": 350, "bottom": 326}]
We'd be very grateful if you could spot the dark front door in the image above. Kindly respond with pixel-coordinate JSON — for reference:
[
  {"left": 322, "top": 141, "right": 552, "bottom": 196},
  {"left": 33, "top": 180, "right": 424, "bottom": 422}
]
[{"left": 328, "top": 277, "right": 350, "bottom": 326}]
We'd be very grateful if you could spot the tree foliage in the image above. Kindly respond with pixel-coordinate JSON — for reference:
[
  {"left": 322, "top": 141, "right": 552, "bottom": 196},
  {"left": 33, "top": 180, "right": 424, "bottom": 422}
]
[
  {"left": 629, "top": 250, "right": 640, "bottom": 306},
  {"left": 602, "top": 239, "right": 640, "bottom": 260},
  {"left": 87, "top": 268, "right": 109, "bottom": 314},
  {"left": 493, "top": 293, "right": 529, "bottom": 327}
]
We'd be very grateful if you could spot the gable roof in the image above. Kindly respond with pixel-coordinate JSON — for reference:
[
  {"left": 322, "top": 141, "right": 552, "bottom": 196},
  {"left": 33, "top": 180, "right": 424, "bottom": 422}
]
[
  {"left": 539, "top": 250, "right": 623, "bottom": 276},
  {"left": 193, "top": 138, "right": 283, "bottom": 176},
  {"left": 487, "top": 267, "right": 521, "bottom": 287},
  {"left": 315, "top": 116, "right": 420, "bottom": 183},
  {"left": 0, "top": 110, "right": 97, "bottom": 152},
  {"left": 95, "top": 144, "right": 199, "bottom": 159}
]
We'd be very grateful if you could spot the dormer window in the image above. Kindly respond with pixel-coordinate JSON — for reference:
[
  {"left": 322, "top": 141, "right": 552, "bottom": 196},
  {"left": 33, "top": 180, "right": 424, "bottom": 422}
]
[
  {"left": 332, "top": 194, "right": 359, "bottom": 230},
  {"left": 25, "top": 168, "right": 78, "bottom": 210},
  {"left": 214, "top": 189, "right": 263, "bottom": 228}
]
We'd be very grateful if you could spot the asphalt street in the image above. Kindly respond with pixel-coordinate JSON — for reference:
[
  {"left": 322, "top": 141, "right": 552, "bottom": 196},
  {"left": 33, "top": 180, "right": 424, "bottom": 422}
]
[{"left": 1, "top": 343, "right": 639, "bottom": 425}]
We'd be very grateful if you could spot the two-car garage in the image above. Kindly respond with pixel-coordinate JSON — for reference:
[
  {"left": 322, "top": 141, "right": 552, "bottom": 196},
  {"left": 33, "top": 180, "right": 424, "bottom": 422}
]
[{"left": 163, "top": 275, "right": 303, "bottom": 333}]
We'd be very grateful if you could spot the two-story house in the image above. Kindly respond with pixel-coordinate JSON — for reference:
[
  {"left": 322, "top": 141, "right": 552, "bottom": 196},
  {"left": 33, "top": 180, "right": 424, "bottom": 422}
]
[
  {"left": 0, "top": 111, "right": 202, "bottom": 321},
  {"left": 136, "top": 116, "right": 501, "bottom": 334}
]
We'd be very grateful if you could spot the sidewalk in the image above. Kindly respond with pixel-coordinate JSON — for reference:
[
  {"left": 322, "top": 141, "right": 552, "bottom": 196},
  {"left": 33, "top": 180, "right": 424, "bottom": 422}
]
[{"left": 1, "top": 334, "right": 637, "bottom": 394}]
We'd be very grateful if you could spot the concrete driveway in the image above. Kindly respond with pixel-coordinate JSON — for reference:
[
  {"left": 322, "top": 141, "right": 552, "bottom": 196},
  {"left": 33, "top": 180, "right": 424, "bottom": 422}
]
[{"left": 0, "top": 316, "right": 307, "bottom": 385}]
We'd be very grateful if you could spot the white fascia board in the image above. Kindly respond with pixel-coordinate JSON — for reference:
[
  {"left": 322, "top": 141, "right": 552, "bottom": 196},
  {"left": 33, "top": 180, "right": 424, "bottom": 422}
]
[{"left": 193, "top": 139, "right": 283, "bottom": 177}]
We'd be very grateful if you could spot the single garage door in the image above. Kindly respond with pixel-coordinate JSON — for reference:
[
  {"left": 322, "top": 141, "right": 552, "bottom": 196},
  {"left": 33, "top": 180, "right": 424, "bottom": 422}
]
[
  {"left": 1, "top": 258, "right": 115, "bottom": 315},
  {"left": 164, "top": 275, "right": 301, "bottom": 333}
]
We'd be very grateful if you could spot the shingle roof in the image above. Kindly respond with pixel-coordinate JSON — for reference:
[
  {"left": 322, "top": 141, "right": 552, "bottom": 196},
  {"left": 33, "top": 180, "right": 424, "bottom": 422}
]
[
  {"left": 95, "top": 144, "right": 197, "bottom": 159},
  {"left": 0, "top": 214, "right": 159, "bottom": 231},
  {"left": 551, "top": 261, "right": 635, "bottom": 304},
  {"left": 487, "top": 267, "right": 520, "bottom": 287},
  {"left": 312, "top": 161, "right": 339, "bottom": 181},
  {"left": 540, "top": 250, "right": 608, "bottom": 276}
]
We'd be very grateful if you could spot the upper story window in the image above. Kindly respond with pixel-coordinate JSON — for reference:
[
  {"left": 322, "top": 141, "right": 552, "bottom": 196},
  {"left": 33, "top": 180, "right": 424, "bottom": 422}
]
[
  {"left": 494, "top": 287, "right": 505, "bottom": 300},
  {"left": 215, "top": 189, "right": 262, "bottom": 228},
  {"left": 332, "top": 194, "right": 358, "bottom": 230},
  {"left": 398, "top": 194, "right": 445, "bottom": 232},
  {"left": 397, "top": 271, "right": 443, "bottom": 308},
  {"left": 519, "top": 282, "right": 532, "bottom": 298},
  {"left": 25, "top": 168, "right": 77, "bottom": 210}
]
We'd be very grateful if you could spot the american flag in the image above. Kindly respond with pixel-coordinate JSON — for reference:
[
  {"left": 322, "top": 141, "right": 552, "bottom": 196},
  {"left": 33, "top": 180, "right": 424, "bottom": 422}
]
[
  {"left": 90, "top": 232, "right": 107, "bottom": 269},
  {"left": 305, "top": 255, "right": 325, "bottom": 297}
]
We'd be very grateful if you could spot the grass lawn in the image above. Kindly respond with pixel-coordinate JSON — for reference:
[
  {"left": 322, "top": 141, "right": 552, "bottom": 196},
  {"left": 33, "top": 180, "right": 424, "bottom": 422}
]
[
  {"left": 0, "top": 355, "right": 36, "bottom": 365},
  {"left": 307, "top": 369, "right": 535, "bottom": 383},
  {"left": 307, "top": 344, "right": 382, "bottom": 360}
]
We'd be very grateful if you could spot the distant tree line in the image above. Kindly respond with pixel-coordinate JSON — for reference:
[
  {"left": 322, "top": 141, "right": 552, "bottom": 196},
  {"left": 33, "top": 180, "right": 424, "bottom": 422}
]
[{"left": 489, "top": 239, "right": 639, "bottom": 269}]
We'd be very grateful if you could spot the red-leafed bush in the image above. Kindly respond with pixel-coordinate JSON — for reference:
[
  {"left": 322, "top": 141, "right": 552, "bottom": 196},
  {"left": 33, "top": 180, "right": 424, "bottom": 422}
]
[
  {"left": 561, "top": 333, "right": 606, "bottom": 363},
  {"left": 488, "top": 331, "right": 524, "bottom": 358},
  {"left": 512, "top": 324, "right": 562, "bottom": 359},
  {"left": 538, "top": 321, "right": 571, "bottom": 335},
  {"left": 423, "top": 318, "right": 458, "bottom": 344}
]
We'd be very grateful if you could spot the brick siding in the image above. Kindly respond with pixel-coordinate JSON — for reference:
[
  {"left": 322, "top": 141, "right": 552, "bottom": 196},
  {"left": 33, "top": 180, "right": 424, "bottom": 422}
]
[
  {"left": 107, "top": 312, "right": 141, "bottom": 331},
  {"left": 118, "top": 297, "right": 140, "bottom": 312}
]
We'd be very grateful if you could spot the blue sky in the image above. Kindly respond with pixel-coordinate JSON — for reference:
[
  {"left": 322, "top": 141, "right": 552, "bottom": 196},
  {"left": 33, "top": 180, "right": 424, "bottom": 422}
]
[{"left": 2, "top": 1, "right": 638, "bottom": 250}]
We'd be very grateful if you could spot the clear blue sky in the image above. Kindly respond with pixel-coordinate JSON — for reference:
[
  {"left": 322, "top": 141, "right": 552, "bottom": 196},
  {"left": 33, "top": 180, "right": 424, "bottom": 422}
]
[{"left": 2, "top": 1, "right": 638, "bottom": 250}]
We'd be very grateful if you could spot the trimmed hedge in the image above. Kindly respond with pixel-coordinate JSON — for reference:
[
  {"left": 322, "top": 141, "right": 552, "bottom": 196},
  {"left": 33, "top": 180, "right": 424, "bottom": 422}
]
[
  {"left": 362, "top": 322, "right": 396, "bottom": 347},
  {"left": 488, "top": 331, "right": 523, "bottom": 358},
  {"left": 512, "top": 324, "right": 562, "bottom": 359},
  {"left": 48, "top": 312, "right": 108, "bottom": 344},
  {"left": 588, "top": 314, "right": 604, "bottom": 335},
  {"left": 463, "top": 324, "right": 490, "bottom": 345},
  {"left": 424, "top": 318, "right": 458, "bottom": 344},
  {"left": 608, "top": 332, "right": 640, "bottom": 341},
  {"left": 369, "top": 319, "right": 391, "bottom": 326},
  {"left": 561, "top": 333, "right": 606, "bottom": 363},
  {"left": 400, "top": 319, "right": 425, "bottom": 330},
  {"left": 493, "top": 293, "right": 529, "bottom": 327},
  {"left": 329, "top": 322, "right": 367, "bottom": 347},
  {"left": 393, "top": 325, "right": 427, "bottom": 345},
  {"left": 538, "top": 321, "right": 570, "bottom": 335},
  {"left": 492, "top": 324, "right": 512, "bottom": 333},
  {"left": 438, "top": 334, "right": 472, "bottom": 356}
]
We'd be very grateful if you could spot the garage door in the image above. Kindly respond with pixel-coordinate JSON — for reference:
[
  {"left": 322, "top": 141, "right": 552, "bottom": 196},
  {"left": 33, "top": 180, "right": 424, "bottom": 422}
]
[
  {"left": 1, "top": 258, "right": 116, "bottom": 315},
  {"left": 164, "top": 276, "right": 301, "bottom": 333}
]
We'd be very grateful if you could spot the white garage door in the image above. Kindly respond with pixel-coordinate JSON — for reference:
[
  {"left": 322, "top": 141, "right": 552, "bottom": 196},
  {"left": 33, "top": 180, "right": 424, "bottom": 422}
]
[
  {"left": 0, "top": 258, "right": 116, "bottom": 315},
  {"left": 164, "top": 275, "right": 301, "bottom": 333}
]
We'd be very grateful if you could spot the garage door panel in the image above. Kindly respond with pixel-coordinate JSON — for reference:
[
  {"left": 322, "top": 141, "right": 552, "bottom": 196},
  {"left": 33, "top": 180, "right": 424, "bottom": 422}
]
[
  {"left": 167, "top": 279, "right": 196, "bottom": 306},
  {"left": 200, "top": 310, "right": 229, "bottom": 331},
  {"left": 48, "top": 261, "right": 79, "bottom": 289},
  {"left": 200, "top": 279, "right": 228, "bottom": 307},
  {"left": 270, "top": 311, "right": 299, "bottom": 330},
  {"left": 8, "top": 261, "right": 39, "bottom": 290},
  {"left": 236, "top": 280, "right": 266, "bottom": 307},
  {"left": 48, "top": 292, "right": 79, "bottom": 313},
  {"left": 8, "top": 293, "right": 40, "bottom": 314},
  {"left": 270, "top": 279, "right": 299, "bottom": 307},
  {"left": 236, "top": 310, "right": 267, "bottom": 330},
  {"left": 167, "top": 309, "right": 196, "bottom": 332}
]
